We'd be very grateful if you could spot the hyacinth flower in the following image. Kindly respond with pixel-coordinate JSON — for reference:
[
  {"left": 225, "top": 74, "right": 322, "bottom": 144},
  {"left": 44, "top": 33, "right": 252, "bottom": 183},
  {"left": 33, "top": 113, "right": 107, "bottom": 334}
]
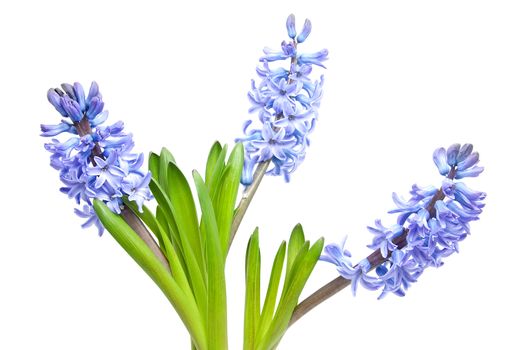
[
  {"left": 237, "top": 13, "right": 328, "bottom": 187},
  {"left": 288, "top": 144, "right": 485, "bottom": 325},
  {"left": 230, "top": 14, "right": 328, "bottom": 247},
  {"left": 41, "top": 81, "right": 168, "bottom": 268}
]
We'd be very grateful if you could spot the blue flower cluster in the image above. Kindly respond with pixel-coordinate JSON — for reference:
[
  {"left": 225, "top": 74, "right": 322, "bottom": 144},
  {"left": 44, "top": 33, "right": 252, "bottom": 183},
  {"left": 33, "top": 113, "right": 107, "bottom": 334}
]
[
  {"left": 237, "top": 14, "right": 328, "bottom": 185},
  {"left": 41, "top": 82, "right": 152, "bottom": 235},
  {"left": 321, "top": 144, "right": 485, "bottom": 298}
]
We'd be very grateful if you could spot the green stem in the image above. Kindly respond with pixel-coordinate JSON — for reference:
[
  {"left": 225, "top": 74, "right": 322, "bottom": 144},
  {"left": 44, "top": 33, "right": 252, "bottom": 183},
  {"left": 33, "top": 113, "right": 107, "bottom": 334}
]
[{"left": 229, "top": 160, "right": 270, "bottom": 250}]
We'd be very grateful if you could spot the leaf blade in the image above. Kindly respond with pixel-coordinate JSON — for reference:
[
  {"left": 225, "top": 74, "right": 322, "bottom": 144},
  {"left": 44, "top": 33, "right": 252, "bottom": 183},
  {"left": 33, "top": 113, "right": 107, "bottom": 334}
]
[
  {"left": 213, "top": 142, "right": 243, "bottom": 254},
  {"left": 255, "top": 241, "right": 286, "bottom": 346},
  {"left": 208, "top": 144, "right": 228, "bottom": 199},
  {"left": 93, "top": 200, "right": 207, "bottom": 350},
  {"left": 123, "top": 199, "right": 193, "bottom": 298},
  {"left": 150, "top": 175, "right": 207, "bottom": 326},
  {"left": 148, "top": 152, "right": 160, "bottom": 183},
  {"left": 149, "top": 178, "right": 182, "bottom": 253},
  {"left": 286, "top": 224, "right": 305, "bottom": 278},
  {"left": 244, "top": 229, "right": 261, "bottom": 350},
  {"left": 193, "top": 171, "right": 228, "bottom": 350},
  {"left": 167, "top": 163, "right": 206, "bottom": 273},
  {"left": 159, "top": 147, "right": 176, "bottom": 191},
  {"left": 260, "top": 238, "right": 324, "bottom": 350},
  {"left": 205, "top": 142, "right": 223, "bottom": 185}
]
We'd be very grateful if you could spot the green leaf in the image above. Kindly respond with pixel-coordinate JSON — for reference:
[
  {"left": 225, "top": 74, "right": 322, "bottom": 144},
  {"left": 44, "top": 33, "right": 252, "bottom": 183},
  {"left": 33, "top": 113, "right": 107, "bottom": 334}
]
[
  {"left": 122, "top": 199, "right": 193, "bottom": 298},
  {"left": 155, "top": 206, "right": 169, "bottom": 243},
  {"left": 155, "top": 206, "right": 184, "bottom": 261},
  {"left": 193, "top": 171, "right": 228, "bottom": 350},
  {"left": 258, "top": 238, "right": 324, "bottom": 350},
  {"left": 255, "top": 241, "right": 286, "bottom": 346},
  {"left": 156, "top": 205, "right": 191, "bottom": 281},
  {"left": 207, "top": 144, "right": 228, "bottom": 199},
  {"left": 150, "top": 175, "right": 207, "bottom": 325},
  {"left": 282, "top": 241, "right": 310, "bottom": 296},
  {"left": 149, "top": 178, "right": 182, "bottom": 253},
  {"left": 205, "top": 142, "right": 223, "bottom": 185},
  {"left": 244, "top": 229, "right": 261, "bottom": 350},
  {"left": 213, "top": 166, "right": 236, "bottom": 256},
  {"left": 148, "top": 152, "right": 160, "bottom": 182},
  {"left": 166, "top": 163, "right": 208, "bottom": 324},
  {"left": 167, "top": 163, "right": 206, "bottom": 272},
  {"left": 212, "top": 142, "right": 243, "bottom": 254},
  {"left": 159, "top": 147, "right": 176, "bottom": 191},
  {"left": 93, "top": 200, "right": 207, "bottom": 350},
  {"left": 226, "top": 142, "right": 244, "bottom": 178},
  {"left": 286, "top": 224, "right": 305, "bottom": 278}
]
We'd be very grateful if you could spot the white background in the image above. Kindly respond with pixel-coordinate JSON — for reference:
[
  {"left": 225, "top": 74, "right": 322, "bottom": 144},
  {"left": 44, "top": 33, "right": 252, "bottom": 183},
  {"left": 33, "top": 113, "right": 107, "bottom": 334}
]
[{"left": 1, "top": 0, "right": 524, "bottom": 349}]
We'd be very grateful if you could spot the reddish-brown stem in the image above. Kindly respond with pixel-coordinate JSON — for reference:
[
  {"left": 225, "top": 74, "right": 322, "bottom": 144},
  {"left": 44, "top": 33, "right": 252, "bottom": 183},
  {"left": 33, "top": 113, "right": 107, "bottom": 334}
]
[{"left": 120, "top": 206, "right": 170, "bottom": 270}]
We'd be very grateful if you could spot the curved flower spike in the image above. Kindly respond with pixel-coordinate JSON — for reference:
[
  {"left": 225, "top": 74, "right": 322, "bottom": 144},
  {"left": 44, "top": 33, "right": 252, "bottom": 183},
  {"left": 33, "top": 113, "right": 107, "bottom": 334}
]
[{"left": 321, "top": 144, "right": 485, "bottom": 298}]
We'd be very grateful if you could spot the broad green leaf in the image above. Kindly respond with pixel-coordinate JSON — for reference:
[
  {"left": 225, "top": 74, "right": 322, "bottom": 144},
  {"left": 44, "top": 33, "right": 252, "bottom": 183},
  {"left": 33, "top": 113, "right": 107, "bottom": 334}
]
[
  {"left": 193, "top": 171, "right": 228, "bottom": 350},
  {"left": 123, "top": 199, "right": 192, "bottom": 298},
  {"left": 150, "top": 175, "right": 206, "bottom": 322},
  {"left": 149, "top": 178, "right": 183, "bottom": 253},
  {"left": 226, "top": 142, "right": 244, "bottom": 173},
  {"left": 166, "top": 163, "right": 208, "bottom": 324},
  {"left": 93, "top": 200, "right": 207, "bottom": 350},
  {"left": 156, "top": 205, "right": 191, "bottom": 280},
  {"left": 255, "top": 241, "right": 286, "bottom": 346},
  {"left": 205, "top": 142, "right": 222, "bottom": 185},
  {"left": 282, "top": 241, "right": 310, "bottom": 296},
  {"left": 244, "top": 229, "right": 261, "bottom": 350},
  {"left": 155, "top": 206, "right": 170, "bottom": 244},
  {"left": 258, "top": 238, "right": 324, "bottom": 350},
  {"left": 286, "top": 224, "right": 305, "bottom": 278},
  {"left": 148, "top": 148, "right": 182, "bottom": 254},
  {"left": 212, "top": 142, "right": 243, "bottom": 254},
  {"left": 199, "top": 141, "right": 222, "bottom": 257},
  {"left": 213, "top": 166, "right": 234, "bottom": 255},
  {"left": 159, "top": 147, "right": 176, "bottom": 191},
  {"left": 148, "top": 152, "right": 160, "bottom": 182},
  {"left": 207, "top": 144, "right": 228, "bottom": 199},
  {"left": 167, "top": 163, "right": 206, "bottom": 273}
]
